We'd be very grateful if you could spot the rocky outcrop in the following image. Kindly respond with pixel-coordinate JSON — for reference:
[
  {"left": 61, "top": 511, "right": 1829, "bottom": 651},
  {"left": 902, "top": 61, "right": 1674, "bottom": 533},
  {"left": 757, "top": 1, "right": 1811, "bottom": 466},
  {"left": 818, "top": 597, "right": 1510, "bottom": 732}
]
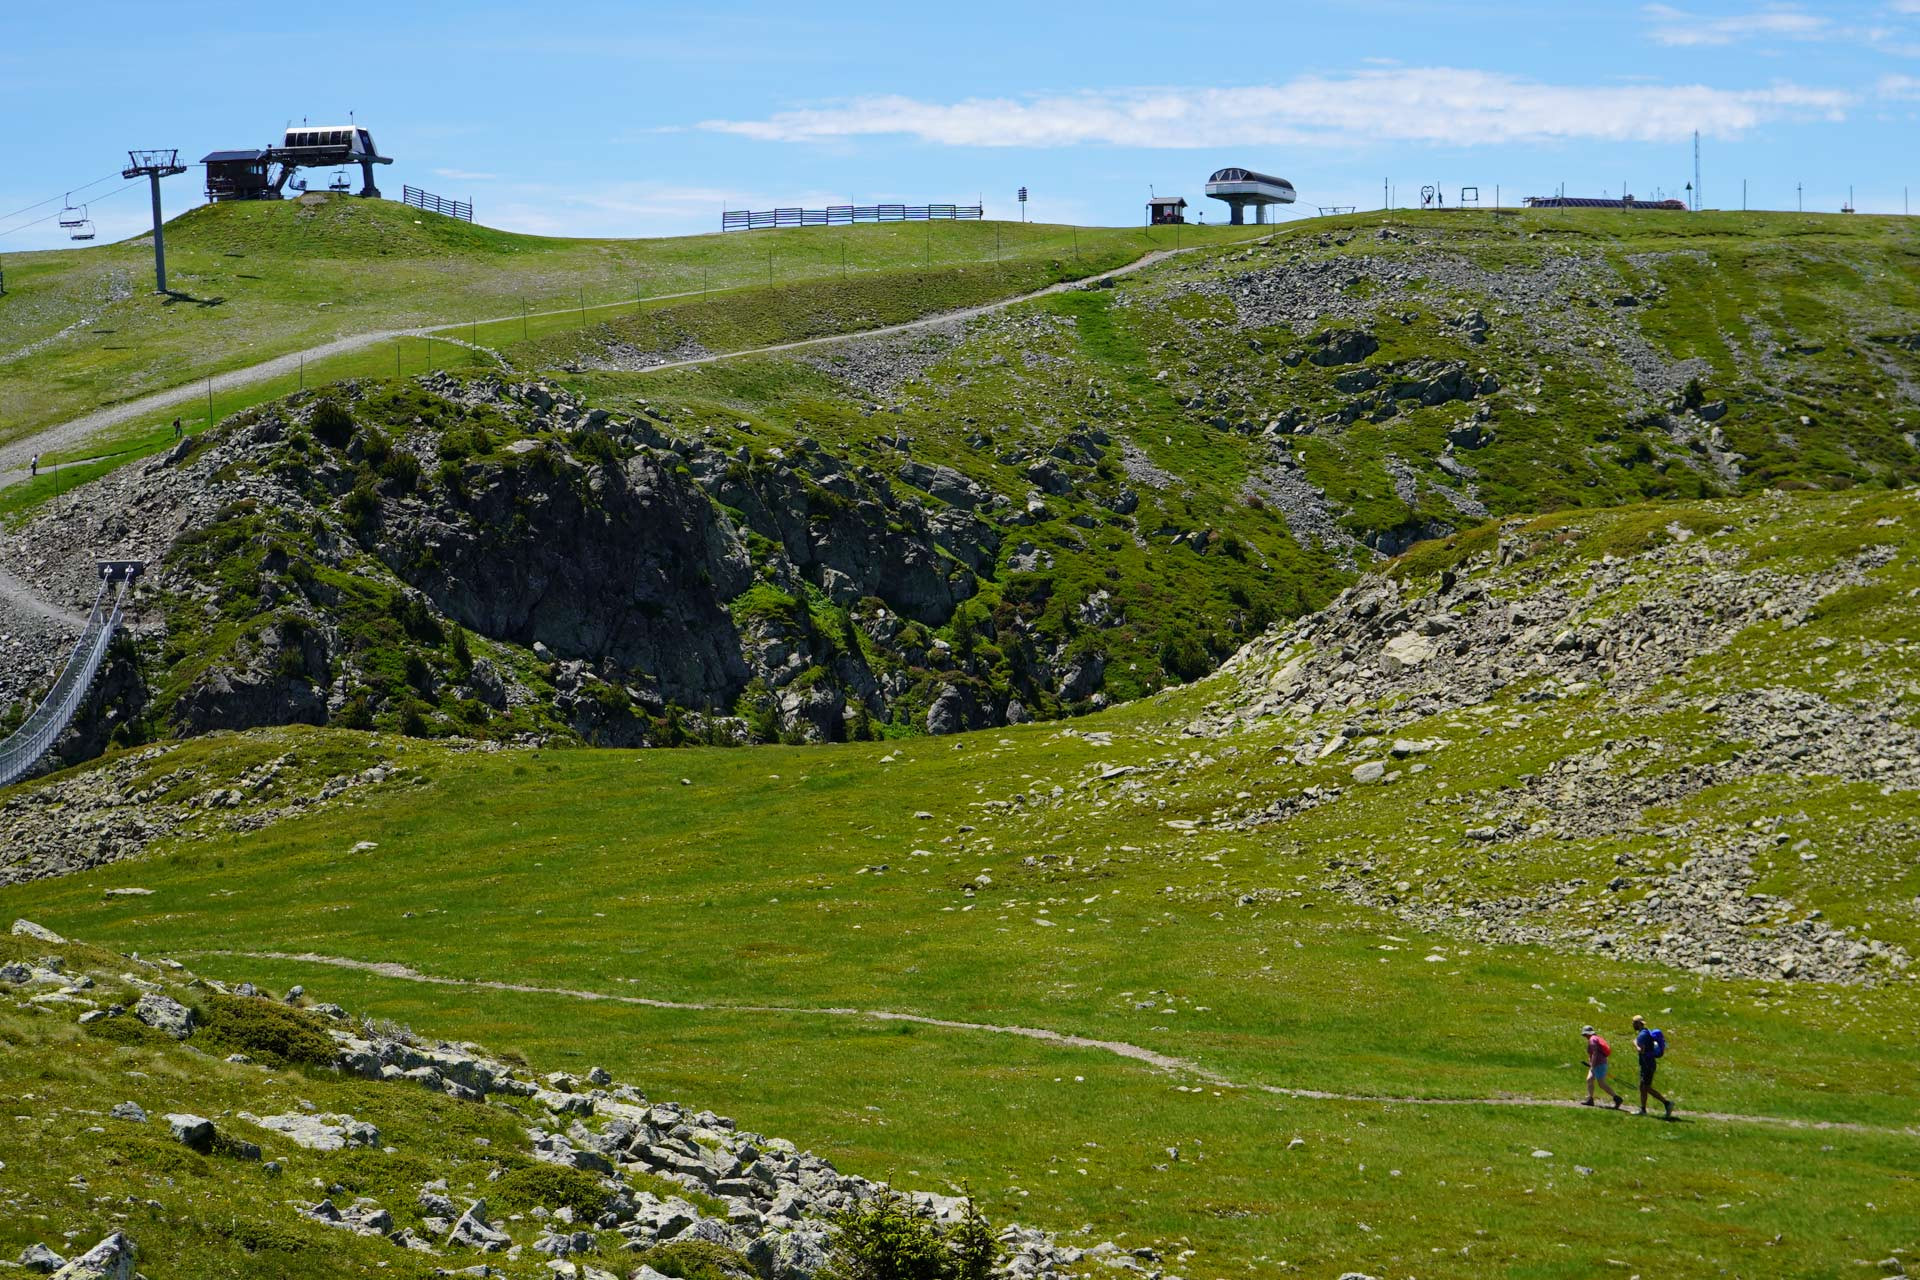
[
  {"left": 0, "top": 375, "right": 1113, "bottom": 758},
  {"left": 4, "top": 941, "right": 1187, "bottom": 1280}
]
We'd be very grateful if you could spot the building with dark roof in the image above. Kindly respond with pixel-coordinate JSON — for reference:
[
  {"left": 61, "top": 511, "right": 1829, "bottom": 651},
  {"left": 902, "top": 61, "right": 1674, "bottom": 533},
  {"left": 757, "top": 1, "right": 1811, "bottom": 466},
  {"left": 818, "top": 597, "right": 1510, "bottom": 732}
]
[{"left": 1147, "top": 195, "right": 1188, "bottom": 226}]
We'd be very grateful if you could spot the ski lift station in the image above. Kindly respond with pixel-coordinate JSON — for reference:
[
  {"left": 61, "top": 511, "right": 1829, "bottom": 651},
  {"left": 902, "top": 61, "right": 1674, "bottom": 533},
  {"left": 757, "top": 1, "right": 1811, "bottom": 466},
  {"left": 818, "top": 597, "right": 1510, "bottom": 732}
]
[
  {"left": 202, "top": 124, "right": 392, "bottom": 202},
  {"left": 1204, "top": 167, "right": 1297, "bottom": 224}
]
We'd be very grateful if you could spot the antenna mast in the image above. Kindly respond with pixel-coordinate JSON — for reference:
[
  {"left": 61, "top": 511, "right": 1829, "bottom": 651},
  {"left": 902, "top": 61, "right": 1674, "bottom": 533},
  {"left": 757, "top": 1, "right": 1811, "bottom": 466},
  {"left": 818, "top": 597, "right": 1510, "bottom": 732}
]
[{"left": 1693, "top": 130, "right": 1702, "bottom": 211}]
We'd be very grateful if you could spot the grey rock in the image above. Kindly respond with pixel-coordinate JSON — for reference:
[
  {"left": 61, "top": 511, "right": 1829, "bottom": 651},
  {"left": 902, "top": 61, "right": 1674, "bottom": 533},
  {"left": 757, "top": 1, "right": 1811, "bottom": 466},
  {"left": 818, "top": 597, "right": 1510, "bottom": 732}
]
[
  {"left": 10, "top": 919, "right": 65, "bottom": 944},
  {"left": 132, "top": 992, "right": 195, "bottom": 1039},
  {"left": 242, "top": 1111, "right": 379, "bottom": 1151},
  {"left": 16, "top": 1243, "right": 64, "bottom": 1274},
  {"left": 46, "top": 1233, "right": 134, "bottom": 1280},
  {"left": 165, "top": 1113, "right": 214, "bottom": 1153},
  {"left": 448, "top": 1201, "right": 513, "bottom": 1252}
]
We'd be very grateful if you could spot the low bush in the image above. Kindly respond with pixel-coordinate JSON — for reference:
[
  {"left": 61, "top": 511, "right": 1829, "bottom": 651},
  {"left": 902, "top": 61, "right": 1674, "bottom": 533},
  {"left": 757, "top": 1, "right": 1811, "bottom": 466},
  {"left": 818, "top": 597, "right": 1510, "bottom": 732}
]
[
  {"left": 192, "top": 993, "right": 339, "bottom": 1070},
  {"left": 635, "top": 1240, "right": 758, "bottom": 1280},
  {"left": 488, "top": 1163, "right": 612, "bottom": 1218}
]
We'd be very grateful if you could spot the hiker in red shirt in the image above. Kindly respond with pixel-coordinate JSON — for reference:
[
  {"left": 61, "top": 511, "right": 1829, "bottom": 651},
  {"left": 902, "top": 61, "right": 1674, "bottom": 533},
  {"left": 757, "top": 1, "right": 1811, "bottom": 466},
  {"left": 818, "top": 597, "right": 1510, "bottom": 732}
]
[{"left": 1581, "top": 1025, "right": 1623, "bottom": 1108}]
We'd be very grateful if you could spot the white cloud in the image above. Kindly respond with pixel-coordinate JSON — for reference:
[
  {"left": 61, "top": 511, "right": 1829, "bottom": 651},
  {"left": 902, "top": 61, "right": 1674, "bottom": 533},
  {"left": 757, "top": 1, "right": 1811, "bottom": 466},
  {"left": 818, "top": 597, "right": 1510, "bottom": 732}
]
[
  {"left": 699, "top": 69, "right": 1852, "bottom": 151},
  {"left": 433, "top": 168, "right": 499, "bottom": 182},
  {"left": 1644, "top": 4, "right": 1830, "bottom": 46},
  {"left": 1880, "top": 72, "right": 1920, "bottom": 97}
]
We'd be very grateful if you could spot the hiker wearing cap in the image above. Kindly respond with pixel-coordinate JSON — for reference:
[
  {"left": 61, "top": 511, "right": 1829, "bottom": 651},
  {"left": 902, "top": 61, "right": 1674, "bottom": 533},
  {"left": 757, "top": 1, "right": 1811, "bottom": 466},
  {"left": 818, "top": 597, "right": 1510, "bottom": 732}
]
[
  {"left": 1581, "top": 1025, "right": 1623, "bottom": 1108},
  {"left": 1631, "top": 1015, "right": 1674, "bottom": 1119}
]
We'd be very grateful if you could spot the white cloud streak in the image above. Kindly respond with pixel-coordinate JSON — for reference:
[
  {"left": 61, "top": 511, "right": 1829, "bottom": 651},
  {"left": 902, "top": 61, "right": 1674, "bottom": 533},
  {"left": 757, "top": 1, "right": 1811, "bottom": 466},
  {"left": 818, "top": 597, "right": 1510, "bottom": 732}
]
[
  {"left": 1880, "top": 72, "right": 1920, "bottom": 97},
  {"left": 1643, "top": 4, "right": 1830, "bottom": 46},
  {"left": 699, "top": 69, "right": 1852, "bottom": 151},
  {"left": 433, "top": 168, "right": 499, "bottom": 182}
]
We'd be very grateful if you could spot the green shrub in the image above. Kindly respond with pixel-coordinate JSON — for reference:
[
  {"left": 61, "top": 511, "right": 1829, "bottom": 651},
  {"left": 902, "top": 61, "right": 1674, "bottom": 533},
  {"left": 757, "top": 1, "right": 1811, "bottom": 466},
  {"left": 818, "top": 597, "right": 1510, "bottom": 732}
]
[
  {"left": 358, "top": 427, "right": 393, "bottom": 471},
  {"left": 735, "top": 677, "right": 780, "bottom": 744},
  {"left": 342, "top": 482, "right": 380, "bottom": 534},
  {"left": 192, "top": 992, "right": 339, "bottom": 1069},
  {"left": 311, "top": 398, "right": 355, "bottom": 448},
  {"left": 636, "top": 1240, "right": 757, "bottom": 1280},
  {"left": 381, "top": 449, "right": 422, "bottom": 491},
  {"left": 489, "top": 1163, "right": 612, "bottom": 1218},
  {"left": 1155, "top": 626, "right": 1213, "bottom": 684},
  {"left": 823, "top": 1189, "right": 1000, "bottom": 1280},
  {"left": 574, "top": 428, "right": 626, "bottom": 469},
  {"left": 81, "top": 1014, "right": 175, "bottom": 1051}
]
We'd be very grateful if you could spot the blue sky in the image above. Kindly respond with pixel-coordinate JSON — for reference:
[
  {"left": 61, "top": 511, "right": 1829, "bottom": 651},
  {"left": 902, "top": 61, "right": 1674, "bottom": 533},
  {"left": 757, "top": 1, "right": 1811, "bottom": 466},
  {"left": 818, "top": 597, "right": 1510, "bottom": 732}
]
[{"left": 3, "top": 0, "right": 1918, "bottom": 250}]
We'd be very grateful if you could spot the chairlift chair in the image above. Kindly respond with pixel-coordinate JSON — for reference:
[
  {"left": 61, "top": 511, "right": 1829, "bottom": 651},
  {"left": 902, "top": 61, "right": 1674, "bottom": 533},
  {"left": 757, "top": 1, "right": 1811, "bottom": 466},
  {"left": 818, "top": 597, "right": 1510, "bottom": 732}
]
[
  {"left": 58, "top": 194, "right": 86, "bottom": 229},
  {"left": 327, "top": 169, "right": 350, "bottom": 193},
  {"left": 70, "top": 218, "right": 97, "bottom": 241}
]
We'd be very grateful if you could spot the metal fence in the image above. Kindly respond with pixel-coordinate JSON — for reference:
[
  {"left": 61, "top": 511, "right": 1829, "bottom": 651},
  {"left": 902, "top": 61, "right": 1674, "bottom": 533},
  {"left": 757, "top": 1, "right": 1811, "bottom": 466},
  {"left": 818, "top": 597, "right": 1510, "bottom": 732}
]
[
  {"left": 722, "top": 204, "right": 984, "bottom": 232},
  {"left": 0, "top": 578, "right": 127, "bottom": 788},
  {"left": 403, "top": 185, "right": 474, "bottom": 223}
]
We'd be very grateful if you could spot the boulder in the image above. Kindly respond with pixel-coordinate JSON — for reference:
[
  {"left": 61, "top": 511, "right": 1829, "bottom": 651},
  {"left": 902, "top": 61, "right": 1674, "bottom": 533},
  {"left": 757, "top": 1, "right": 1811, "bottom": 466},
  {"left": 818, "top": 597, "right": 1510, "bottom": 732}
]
[
  {"left": 1309, "top": 329, "right": 1378, "bottom": 367},
  {"left": 165, "top": 1113, "right": 215, "bottom": 1153},
  {"left": 108, "top": 1102, "right": 148, "bottom": 1124},
  {"left": 47, "top": 1233, "right": 134, "bottom": 1280},
  {"left": 16, "top": 1243, "right": 65, "bottom": 1274},
  {"left": 747, "top": 1227, "right": 834, "bottom": 1280},
  {"left": 133, "top": 991, "right": 195, "bottom": 1039},
  {"left": 10, "top": 919, "right": 65, "bottom": 944},
  {"left": 1379, "top": 632, "right": 1436, "bottom": 673},
  {"left": 241, "top": 1111, "right": 379, "bottom": 1151},
  {"left": 448, "top": 1201, "right": 513, "bottom": 1252}
]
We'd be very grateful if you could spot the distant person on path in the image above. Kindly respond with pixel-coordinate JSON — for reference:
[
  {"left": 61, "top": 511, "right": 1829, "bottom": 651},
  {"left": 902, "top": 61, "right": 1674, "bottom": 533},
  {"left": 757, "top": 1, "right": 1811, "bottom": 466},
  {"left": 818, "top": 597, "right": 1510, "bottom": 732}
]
[
  {"left": 172, "top": 417, "right": 183, "bottom": 440},
  {"left": 1581, "top": 1025, "right": 1623, "bottom": 1108},
  {"left": 1631, "top": 1015, "right": 1674, "bottom": 1119},
  {"left": 28, "top": 453, "right": 38, "bottom": 478}
]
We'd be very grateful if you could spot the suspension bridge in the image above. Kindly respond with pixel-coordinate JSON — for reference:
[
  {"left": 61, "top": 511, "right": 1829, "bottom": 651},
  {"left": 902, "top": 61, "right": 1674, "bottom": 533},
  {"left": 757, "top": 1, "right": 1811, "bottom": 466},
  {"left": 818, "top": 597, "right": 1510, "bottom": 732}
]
[{"left": 0, "top": 561, "right": 141, "bottom": 788}]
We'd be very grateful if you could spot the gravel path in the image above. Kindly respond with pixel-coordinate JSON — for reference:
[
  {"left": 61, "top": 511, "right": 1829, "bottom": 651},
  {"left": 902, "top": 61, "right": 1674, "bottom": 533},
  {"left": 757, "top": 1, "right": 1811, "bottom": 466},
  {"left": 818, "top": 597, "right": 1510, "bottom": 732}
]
[
  {"left": 0, "top": 245, "right": 1216, "bottom": 488},
  {"left": 203, "top": 949, "right": 1918, "bottom": 1138},
  {"left": 630, "top": 248, "right": 1188, "bottom": 376},
  {"left": 0, "top": 289, "right": 719, "bottom": 490},
  {"left": 0, "top": 562, "right": 86, "bottom": 629}
]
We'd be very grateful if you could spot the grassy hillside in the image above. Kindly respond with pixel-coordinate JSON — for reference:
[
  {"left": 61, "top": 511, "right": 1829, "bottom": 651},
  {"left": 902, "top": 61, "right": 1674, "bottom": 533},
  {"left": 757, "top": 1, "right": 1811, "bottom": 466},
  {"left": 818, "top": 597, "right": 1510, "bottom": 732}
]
[
  {"left": 502, "top": 206, "right": 1920, "bottom": 713},
  {"left": 0, "top": 195, "right": 1261, "bottom": 450},
  {"left": 4, "top": 486, "right": 1915, "bottom": 1278}
]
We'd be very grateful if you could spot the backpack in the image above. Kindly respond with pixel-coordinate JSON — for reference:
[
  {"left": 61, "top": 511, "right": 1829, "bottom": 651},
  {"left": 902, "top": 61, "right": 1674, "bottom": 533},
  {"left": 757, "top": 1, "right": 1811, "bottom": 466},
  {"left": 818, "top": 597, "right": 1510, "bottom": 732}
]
[
  {"left": 1592, "top": 1034, "right": 1610, "bottom": 1058},
  {"left": 1649, "top": 1029, "right": 1667, "bottom": 1059}
]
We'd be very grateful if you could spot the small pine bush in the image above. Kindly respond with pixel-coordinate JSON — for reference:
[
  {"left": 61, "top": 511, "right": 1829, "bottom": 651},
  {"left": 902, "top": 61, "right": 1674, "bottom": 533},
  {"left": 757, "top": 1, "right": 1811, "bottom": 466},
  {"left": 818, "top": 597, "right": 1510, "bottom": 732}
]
[
  {"left": 823, "top": 1188, "right": 1001, "bottom": 1280},
  {"left": 310, "top": 398, "right": 355, "bottom": 449}
]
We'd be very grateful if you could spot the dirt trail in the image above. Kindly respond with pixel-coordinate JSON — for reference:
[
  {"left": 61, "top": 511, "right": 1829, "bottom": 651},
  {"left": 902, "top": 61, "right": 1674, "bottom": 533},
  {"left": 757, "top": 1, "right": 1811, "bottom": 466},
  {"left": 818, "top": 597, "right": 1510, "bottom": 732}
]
[
  {"left": 0, "top": 245, "right": 1209, "bottom": 490},
  {"left": 627, "top": 248, "right": 1185, "bottom": 376},
  {"left": 203, "top": 949, "right": 1918, "bottom": 1139},
  {"left": 0, "top": 244, "right": 1220, "bottom": 623}
]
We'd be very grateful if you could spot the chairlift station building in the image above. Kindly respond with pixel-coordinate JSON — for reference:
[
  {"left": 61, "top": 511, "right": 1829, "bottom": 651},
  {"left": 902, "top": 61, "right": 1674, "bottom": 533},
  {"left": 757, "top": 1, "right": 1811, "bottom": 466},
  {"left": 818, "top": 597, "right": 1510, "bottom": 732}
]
[
  {"left": 1204, "top": 168, "right": 1296, "bottom": 224},
  {"left": 202, "top": 125, "right": 392, "bottom": 202}
]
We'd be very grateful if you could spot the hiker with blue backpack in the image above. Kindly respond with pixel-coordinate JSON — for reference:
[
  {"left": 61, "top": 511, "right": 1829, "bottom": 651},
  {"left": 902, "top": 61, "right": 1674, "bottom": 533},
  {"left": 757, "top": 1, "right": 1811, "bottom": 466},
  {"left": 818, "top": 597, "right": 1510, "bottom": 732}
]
[{"left": 1632, "top": 1015, "right": 1674, "bottom": 1119}]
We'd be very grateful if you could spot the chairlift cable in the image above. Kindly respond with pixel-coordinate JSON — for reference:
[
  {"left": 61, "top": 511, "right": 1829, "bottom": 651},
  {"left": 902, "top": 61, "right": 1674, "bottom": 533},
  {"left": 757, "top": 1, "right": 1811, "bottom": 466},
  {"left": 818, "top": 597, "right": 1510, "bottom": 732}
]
[
  {"left": 0, "top": 178, "right": 146, "bottom": 240},
  {"left": 0, "top": 172, "right": 124, "bottom": 231}
]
